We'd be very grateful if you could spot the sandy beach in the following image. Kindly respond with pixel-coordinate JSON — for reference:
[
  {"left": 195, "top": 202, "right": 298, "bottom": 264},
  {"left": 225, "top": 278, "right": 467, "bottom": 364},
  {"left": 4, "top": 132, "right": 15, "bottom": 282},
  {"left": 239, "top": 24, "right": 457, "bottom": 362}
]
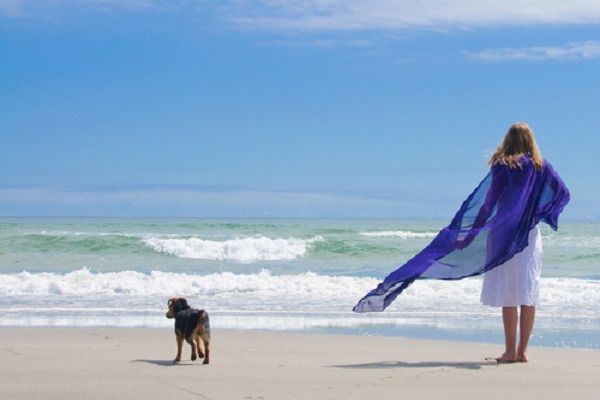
[{"left": 1, "top": 328, "right": 598, "bottom": 400}]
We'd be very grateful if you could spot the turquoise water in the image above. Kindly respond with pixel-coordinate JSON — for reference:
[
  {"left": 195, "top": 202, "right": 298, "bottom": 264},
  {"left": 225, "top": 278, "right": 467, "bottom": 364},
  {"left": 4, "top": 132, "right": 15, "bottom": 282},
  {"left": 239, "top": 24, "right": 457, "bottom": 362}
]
[{"left": 1, "top": 217, "right": 598, "bottom": 348}]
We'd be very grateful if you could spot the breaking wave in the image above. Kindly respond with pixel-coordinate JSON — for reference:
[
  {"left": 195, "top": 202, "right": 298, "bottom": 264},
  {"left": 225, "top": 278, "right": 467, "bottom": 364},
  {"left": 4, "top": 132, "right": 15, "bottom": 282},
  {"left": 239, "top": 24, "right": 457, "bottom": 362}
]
[{"left": 143, "top": 236, "right": 324, "bottom": 262}]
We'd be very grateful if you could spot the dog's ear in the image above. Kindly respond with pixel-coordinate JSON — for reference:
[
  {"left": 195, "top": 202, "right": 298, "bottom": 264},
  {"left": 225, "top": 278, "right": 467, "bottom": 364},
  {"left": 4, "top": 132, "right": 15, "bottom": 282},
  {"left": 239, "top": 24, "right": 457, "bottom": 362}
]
[{"left": 179, "top": 298, "right": 188, "bottom": 307}]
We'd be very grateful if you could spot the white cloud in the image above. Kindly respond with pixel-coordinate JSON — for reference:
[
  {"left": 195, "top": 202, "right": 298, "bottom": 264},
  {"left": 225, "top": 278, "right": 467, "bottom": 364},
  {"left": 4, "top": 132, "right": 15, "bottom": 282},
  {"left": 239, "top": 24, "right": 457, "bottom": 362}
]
[
  {"left": 0, "top": 0, "right": 160, "bottom": 17},
  {"left": 3, "top": 1, "right": 600, "bottom": 31},
  {"left": 469, "top": 40, "right": 600, "bottom": 61},
  {"left": 221, "top": 0, "right": 600, "bottom": 31}
]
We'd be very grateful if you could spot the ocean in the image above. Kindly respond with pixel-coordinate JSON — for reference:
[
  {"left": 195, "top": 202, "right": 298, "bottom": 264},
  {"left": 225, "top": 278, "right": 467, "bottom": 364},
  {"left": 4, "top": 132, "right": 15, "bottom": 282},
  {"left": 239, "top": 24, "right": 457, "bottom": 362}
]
[{"left": 1, "top": 217, "right": 598, "bottom": 349}]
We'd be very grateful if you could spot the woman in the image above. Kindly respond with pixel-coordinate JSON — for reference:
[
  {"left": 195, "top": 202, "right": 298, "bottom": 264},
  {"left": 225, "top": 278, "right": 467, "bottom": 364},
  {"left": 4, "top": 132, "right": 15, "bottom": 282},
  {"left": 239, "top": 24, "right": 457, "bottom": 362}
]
[
  {"left": 353, "top": 123, "right": 570, "bottom": 362},
  {"left": 478, "top": 123, "right": 549, "bottom": 363}
]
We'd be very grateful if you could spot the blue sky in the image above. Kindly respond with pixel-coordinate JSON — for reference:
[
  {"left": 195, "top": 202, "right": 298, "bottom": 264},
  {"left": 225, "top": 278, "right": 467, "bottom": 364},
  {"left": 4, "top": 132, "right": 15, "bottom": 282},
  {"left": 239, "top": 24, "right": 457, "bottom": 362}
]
[{"left": 1, "top": 1, "right": 599, "bottom": 219}]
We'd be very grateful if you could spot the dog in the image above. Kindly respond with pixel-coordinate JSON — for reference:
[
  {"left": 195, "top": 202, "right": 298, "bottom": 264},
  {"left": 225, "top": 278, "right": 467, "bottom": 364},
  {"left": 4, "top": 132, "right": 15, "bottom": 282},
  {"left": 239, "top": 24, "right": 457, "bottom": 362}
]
[{"left": 165, "top": 298, "right": 211, "bottom": 364}]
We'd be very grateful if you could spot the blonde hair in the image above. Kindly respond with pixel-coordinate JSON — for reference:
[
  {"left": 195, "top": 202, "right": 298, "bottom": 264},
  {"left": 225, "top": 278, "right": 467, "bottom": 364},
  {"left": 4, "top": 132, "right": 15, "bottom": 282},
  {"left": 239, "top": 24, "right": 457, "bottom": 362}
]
[{"left": 488, "top": 122, "right": 543, "bottom": 171}]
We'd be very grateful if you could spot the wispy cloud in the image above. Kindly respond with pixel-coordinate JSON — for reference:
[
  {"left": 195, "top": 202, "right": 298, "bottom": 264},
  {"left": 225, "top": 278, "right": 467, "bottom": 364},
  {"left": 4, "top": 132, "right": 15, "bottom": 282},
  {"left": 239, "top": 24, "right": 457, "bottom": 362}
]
[
  {"left": 0, "top": 0, "right": 25, "bottom": 17},
  {"left": 0, "top": 0, "right": 161, "bottom": 17},
  {"left": 218, "top": 1, "right": 600, "bottom": 32},
  {"left": 4, "top": 1, "right": 600, "bottom": 31},
  {"left": 469, "top": 40, "right": 600, "bottom": 61},
  {"left": 256, "top": 38, "right": 375, "bottom": 48},
  {"left": 0, "top": 185, "right": 416, "bottom": 218}
]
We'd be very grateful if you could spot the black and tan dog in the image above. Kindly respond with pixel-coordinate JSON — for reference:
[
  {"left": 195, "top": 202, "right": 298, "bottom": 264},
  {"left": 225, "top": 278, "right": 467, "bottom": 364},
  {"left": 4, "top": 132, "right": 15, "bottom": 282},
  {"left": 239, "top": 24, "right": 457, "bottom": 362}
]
[{"left": 165, "top": 298, "right": 211, "bottom": 364}]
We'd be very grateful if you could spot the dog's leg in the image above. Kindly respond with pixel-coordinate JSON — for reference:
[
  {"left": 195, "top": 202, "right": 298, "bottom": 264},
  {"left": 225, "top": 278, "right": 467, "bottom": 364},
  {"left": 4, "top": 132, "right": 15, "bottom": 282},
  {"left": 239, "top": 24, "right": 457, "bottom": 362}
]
[
  {"left": 174, "top": 335, "right": 184, "bottom": 364},
  {"left": 196, "top": 334, "right": 205, "bottom": 359},
  {"left": 203, "top": 338, "right": 210, "bottom": 365},
  {"left": 187, "top": 337, "right": 197, "bottom": 361}
]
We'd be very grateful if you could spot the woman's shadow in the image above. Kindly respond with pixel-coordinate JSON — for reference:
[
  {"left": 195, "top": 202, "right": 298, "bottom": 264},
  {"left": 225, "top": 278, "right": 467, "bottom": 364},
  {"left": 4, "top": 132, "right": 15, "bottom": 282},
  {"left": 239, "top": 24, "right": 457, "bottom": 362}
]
[{"left": 331, "top": 359, "right": 497, "bottom": 370}]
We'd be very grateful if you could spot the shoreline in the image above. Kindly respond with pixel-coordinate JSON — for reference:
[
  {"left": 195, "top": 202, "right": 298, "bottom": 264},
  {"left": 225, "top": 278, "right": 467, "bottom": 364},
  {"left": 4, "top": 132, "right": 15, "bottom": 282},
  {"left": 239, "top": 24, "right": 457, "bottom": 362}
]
[
  {"left": 1, "top": 327, "right": 599, "bottom": 399},
  {"left": 1, "top": 312, "right": 598, "bottom": 350}
]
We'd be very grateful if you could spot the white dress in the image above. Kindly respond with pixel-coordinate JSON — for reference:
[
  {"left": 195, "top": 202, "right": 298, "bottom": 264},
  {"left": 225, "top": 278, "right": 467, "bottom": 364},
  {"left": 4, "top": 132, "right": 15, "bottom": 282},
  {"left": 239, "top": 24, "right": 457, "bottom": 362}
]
[{"left": 480, "top": 226, "right": 543, "bottom": 307}]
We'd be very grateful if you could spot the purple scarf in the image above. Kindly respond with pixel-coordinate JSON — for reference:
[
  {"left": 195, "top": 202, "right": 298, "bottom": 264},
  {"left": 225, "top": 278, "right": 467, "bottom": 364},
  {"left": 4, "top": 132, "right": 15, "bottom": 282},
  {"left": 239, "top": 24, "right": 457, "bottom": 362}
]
[{"left": 353, "top": 156, "right": 570, "bottom": 313}]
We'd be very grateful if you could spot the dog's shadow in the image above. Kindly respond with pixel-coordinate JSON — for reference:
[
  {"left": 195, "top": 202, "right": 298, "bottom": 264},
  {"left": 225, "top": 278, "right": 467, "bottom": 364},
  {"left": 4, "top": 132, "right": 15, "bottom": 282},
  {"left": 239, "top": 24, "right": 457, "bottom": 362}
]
[
  {"left": 132, "top": 359, "right": 195, "bottom": 367},
  {"left": 332, "top": 360, "right": 496, "bottom": 370}
]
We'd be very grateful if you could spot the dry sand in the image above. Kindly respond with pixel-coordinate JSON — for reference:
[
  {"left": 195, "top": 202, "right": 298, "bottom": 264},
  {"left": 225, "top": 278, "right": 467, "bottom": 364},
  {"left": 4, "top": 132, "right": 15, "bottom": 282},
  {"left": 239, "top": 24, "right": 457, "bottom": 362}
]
[{"left": 1, "top": 328, "right": 598, "bottom": 400}]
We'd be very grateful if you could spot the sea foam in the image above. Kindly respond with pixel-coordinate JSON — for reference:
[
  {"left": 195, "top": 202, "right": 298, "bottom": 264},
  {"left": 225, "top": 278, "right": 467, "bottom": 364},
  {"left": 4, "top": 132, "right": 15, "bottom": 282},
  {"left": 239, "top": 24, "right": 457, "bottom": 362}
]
[
  {"left": 360, "top": 230, "right": 437, "bottom": 239},
  {"left": 143, "top": 236, "right": 324, "bottom": 262},
  {"left": 1, "top": 269, "right": 598, "bottom": 317}
]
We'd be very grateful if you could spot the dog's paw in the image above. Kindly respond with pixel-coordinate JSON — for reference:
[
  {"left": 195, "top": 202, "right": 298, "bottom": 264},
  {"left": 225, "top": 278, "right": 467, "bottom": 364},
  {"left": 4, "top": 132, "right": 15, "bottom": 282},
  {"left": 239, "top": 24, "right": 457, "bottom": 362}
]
[
  {"left": 191, "top": 354, "right": 197, "bottom": 361},
  {"left": 173, "top": 358, "right": 181, "bottom": 365},
  {"left": 198, "top": 352, "right": 205, "bottom": 359}
]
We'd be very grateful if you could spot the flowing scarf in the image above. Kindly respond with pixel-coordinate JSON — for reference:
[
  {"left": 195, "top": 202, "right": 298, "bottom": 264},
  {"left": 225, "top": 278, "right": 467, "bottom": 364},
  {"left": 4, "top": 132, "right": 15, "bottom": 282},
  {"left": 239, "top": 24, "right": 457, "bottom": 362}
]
[{"left": 353, "top": 156, "right": 570, "bottom": 313}]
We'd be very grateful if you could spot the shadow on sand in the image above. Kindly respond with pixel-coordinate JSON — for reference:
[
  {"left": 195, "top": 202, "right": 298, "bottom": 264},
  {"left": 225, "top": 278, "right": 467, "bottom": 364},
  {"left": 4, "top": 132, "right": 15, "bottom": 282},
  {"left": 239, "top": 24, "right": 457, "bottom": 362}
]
[
  {"left": 131, "top": 359, "right": 189, "bottom": 367},
  {"left": 331, "top": 360, "right": 498, "bottom": 370}
]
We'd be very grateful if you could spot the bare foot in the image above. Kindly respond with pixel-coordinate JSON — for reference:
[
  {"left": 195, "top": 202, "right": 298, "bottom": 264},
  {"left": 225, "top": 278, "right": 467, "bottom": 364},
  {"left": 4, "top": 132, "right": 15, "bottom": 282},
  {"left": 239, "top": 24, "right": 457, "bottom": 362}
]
[
  {"left": 495, "top": 352, "right": 517, "bottom": 363},
  {"left": 517, "top": 345, "right": 529, "bottom": 362}
]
